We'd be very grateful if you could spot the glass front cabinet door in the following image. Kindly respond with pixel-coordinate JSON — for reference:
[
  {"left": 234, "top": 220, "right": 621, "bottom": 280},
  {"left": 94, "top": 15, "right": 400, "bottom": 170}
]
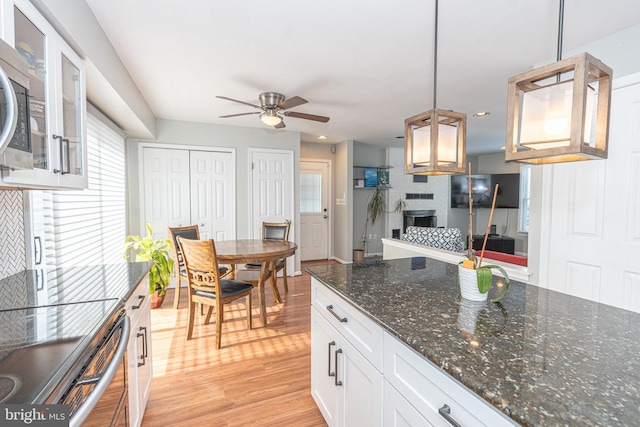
[{"left": 0, "top": 0, "right": 87, "bottom": 189}]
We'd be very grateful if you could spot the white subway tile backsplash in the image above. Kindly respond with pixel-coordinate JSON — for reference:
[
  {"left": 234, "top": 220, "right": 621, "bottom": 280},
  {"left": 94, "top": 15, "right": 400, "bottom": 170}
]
[{"left": 0, "top": 190, "right": 26, "bottom": 279}]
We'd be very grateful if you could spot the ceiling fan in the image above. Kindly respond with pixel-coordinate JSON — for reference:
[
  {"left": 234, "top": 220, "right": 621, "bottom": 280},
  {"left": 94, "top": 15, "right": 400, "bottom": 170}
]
[{"left": 217, "top": 92, "right": 330, "bottom": 129}]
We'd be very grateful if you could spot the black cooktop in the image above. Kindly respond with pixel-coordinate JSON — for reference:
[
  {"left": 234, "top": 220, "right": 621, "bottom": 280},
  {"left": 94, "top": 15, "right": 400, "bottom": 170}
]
[{"left": 0, "top": 263, "right": 151, "bottom": 404}]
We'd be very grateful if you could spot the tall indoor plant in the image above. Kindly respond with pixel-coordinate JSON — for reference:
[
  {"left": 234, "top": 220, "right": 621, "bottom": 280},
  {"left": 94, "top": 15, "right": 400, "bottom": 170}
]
[
  {"left": 123, "top": 223, "right": 174, "bottom": 308},
  {"left": 353, "top": 189, "right": 406, "bottom": 262}
]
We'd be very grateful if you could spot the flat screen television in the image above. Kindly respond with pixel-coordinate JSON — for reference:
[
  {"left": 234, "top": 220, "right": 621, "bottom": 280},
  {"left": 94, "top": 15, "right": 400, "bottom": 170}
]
[{"left": 450, "top": 173, "right": 520, "bottom": 208}]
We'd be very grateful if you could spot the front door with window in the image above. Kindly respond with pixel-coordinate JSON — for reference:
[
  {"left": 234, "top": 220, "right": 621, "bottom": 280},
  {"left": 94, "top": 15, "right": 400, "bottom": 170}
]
[{"left": 300, "top": 160, "right": 330, "bottom": 261}]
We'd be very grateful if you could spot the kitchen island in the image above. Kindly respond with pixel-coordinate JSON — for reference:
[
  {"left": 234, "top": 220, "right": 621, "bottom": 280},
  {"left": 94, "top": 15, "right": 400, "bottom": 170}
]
[{"left": 307, "top": 257, "right": 640, "bottom": 426}]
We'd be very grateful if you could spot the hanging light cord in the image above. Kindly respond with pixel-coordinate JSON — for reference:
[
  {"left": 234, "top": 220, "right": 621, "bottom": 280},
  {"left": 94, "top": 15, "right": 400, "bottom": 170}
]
[
  {"left": 556, "top": 0, "right": 564, "bottom": 61},
  {"left": 432, "top": 0, "right": 439, "bottom": 110},
  {"left": 555, "top": 0, "right": 564, "bottom": 83}
]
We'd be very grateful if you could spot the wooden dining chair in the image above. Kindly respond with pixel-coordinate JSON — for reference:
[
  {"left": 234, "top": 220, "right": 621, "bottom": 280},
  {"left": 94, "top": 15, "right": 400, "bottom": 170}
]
[
  {"left": 168, "top": 225, "right": 228, "bottom": 309},
  {"left": 177, "top": 237, "right": 254, "bottom": 348},
  {"left": 244, "top": 221, "right": 291, "bottom": 292}
]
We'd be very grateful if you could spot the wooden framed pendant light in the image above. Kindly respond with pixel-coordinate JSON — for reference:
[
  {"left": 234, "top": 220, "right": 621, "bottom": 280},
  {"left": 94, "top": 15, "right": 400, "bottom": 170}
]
[
  {"left": 404, "top": 0, "right": 466, "bottom": 175},
  {"left": 505, "top": 0, "right": 612, "bottom": 164}
]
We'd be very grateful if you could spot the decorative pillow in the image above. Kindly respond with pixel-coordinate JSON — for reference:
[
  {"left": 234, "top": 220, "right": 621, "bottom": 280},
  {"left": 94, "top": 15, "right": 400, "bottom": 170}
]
[{"left": 402, "top": 226, "right": 465, "bottom": 253}]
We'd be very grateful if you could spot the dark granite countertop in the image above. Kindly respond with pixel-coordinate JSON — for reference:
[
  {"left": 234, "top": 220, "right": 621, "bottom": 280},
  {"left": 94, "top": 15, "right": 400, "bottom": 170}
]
[{"left": 306, "top": 257, "right": 640, "bottom": 427}]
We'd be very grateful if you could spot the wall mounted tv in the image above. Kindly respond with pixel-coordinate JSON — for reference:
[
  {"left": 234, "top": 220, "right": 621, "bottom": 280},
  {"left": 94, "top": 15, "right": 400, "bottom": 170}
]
[{"left": 450, "top": 173, "right": 520, "bottom": 209}]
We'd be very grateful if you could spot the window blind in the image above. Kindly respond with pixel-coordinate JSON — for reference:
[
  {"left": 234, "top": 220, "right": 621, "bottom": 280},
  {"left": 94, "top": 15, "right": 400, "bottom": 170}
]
[
  {"left": 518, "top": 165, "right": 531, "bottom": 233},
  {"left": 32, "top": 104, "right": 127, "bottom": 267}
]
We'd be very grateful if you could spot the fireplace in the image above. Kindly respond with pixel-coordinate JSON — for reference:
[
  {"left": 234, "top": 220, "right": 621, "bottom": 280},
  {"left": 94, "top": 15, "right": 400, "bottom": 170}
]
[{"left": 403, "top": 210, "right": 437, "bottom": 234}]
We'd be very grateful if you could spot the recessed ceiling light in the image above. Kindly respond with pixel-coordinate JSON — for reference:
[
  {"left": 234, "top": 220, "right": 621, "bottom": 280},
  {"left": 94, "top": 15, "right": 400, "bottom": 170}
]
[
  {"left": 318, "top": 135, "right": 328, "bottom": 140},
  {"left": 473, "top": 112, "right": 491, "bottom": 117},
  {"left": 500, "top": 146, "right": 506, "bottom": 150}
]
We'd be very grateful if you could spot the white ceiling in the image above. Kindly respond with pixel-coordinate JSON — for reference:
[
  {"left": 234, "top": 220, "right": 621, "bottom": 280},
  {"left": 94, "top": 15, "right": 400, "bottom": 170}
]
[{"left": 85, "top": 0, "right": 640, "bottom": 154}]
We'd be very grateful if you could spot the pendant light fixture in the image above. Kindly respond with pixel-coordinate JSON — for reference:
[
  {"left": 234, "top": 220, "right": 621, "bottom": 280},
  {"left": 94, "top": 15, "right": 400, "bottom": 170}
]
[
  {"left": 505, "top": 0, "right": 612, "bottom": 164},
  {"left": 404, "top": 0, "right": 466, "bottom": 175}
]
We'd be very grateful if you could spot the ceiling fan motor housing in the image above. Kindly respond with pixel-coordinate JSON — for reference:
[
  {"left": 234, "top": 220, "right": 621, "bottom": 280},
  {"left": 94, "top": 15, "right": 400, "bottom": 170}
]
[{"left": 260, "top": 92, "right": 285, "bottom": 108}]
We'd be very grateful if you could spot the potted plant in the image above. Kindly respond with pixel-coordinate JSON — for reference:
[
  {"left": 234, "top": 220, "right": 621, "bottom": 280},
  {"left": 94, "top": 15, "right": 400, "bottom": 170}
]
[
  {"left": 123, "top": 223, "right": 174, "bottom": 309},
  {"left": 458, "top": 165, "right": 510, "bottom": 303},
  {"left": 353, "top": 189, "right": 406, "bottom": 263}
]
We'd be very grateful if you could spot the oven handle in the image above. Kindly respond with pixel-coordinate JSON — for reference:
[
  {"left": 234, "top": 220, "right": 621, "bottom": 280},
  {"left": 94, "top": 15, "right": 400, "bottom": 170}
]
[
  {"left": 69, "top": 315, "right": 130, "bottom": 427},
  {"left": 0, "top": 65, "right": 18, "bottom": 152}
]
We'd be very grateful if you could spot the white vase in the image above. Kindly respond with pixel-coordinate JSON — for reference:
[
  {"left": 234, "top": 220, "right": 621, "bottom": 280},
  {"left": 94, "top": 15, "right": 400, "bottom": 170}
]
[{"left": 458, "top": 265, "right": 488, "bottom": 302}]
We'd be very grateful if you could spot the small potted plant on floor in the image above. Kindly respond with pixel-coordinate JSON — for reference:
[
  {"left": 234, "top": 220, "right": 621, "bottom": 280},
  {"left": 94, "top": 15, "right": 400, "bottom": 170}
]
[
  {"left": 458, "top": 165, "right": 510, "bottom": 303},
  {"left": 123, "top": 223, "right": 174, "bottom": 308}
]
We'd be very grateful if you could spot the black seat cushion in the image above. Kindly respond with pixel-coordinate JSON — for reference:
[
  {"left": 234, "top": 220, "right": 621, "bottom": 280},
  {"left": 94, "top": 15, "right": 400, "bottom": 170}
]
[
  {"left": 245, "top": 260, "right": 284, "bottom": 270},
  {"left": 194, "top": 279, "right": 253, "bottom": 299}
]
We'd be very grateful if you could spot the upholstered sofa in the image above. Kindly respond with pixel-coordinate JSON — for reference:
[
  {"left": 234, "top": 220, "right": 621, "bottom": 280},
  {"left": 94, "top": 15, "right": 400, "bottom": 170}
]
[{"left": 402, "top": 226, "right": 465, "bottom": 253}]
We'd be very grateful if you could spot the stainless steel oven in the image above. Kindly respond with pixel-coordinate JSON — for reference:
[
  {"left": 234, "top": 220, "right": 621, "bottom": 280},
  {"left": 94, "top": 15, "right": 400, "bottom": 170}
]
[
  {"left": 58, "top": 310, "right": 130, "bottom": 427},
  {"left": 0, "top": 36, "right": 32, "bottom": 170}
]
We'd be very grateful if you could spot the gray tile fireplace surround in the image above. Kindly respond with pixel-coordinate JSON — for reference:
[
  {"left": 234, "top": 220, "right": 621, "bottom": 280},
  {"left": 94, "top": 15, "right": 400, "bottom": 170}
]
[{"left": 0, "top": 190, "right": 26, "bottom": 280}]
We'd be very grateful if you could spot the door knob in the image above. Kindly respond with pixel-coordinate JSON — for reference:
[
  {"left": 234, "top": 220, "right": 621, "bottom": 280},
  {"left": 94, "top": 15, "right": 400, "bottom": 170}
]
[
  {"left": 200, "top": 223, "right": 205, "bottom": 227},
  {"left": 323, "top": 215, "right": 328, "bottom": 219}
]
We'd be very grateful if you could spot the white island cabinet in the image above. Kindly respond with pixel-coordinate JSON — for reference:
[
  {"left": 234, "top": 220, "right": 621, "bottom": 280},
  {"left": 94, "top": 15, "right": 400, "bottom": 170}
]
[
  {"left": 125, "top": 278, "right": 152, "bottom": 427},
  {"left": 0, "top": 0, "right": 87, "bottom": 189},
  {"left": 311, "top": 279, "right": 383, "bottom": 427},
  {"left": 310, "top": 277, "right": 516, "bottom": 427}
]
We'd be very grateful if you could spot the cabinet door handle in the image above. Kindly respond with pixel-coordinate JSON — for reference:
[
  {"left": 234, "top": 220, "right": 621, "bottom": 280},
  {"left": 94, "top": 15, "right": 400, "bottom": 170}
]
[
  {"left": 438, "top": 404, "right": 462, "bottom": 427},
  {"left": 34, "top": 236, "right": 42, "bottom": 265},
  {"left": 137, "top": 326, "right": 148, "bottom": 367},
  {"left": 326, "top": 305, "right": 347, "bottom": 323},
  {"left": 328, "top": 341, "right": 335, "bottom": 377},
  {"left": 61, "top": 138, "right": 70, "bottom": 175},
  {"left": 53, "top": 134, "right": 64, "bottom": 173},
  {"left": 334, "top": 349, "right": 343, "bottom": 386},
  {"left": 131, "top": 294, "right": 145, "bottom": 310}
]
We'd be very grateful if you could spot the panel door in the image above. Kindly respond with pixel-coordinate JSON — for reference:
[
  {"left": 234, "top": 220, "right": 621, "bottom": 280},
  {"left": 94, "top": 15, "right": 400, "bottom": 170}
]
[
  {"left": 300, "top": 160, "right": 330, "bottom": 261},
  {"left": 189, "top": 150, "right": 235, "bottom": 241},
  {"left": 540, "top": 77, "right": 640, "bottom": 311},
  {"left": 250, "top": 149, "right": 295, "bottom": 273},
  {"left": 142, "top": 147, "right": 190, "bottom": 239}
]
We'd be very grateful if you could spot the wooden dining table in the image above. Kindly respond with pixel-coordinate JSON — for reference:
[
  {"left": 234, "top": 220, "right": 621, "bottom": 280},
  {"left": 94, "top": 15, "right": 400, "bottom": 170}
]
[{"left": 215, "top": 239, "right": 297, "bottom": 326}]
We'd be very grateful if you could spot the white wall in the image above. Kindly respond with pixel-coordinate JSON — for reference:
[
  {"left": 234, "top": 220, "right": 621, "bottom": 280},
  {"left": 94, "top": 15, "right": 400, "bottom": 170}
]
[
  {"left": 333, "top": 140, "right": 352, "bottom": 262},
  {"left": 126, "top": 118, "right": 302, "bottom": 272}
]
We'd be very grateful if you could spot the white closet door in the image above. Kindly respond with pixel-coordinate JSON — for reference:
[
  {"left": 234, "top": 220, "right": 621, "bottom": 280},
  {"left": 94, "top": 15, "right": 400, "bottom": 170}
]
[
  {"left": 189, "top": 150, "right": 235, "bottom": 241},
  {"left": 142, "top": 148, "right": 190, "bottom": 239}
]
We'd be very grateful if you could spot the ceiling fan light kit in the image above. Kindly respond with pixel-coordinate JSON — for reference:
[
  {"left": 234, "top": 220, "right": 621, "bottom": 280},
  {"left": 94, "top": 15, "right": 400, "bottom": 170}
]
[
  {"left": 404, "top": 0, "right": 467, "bottom": 176},
  {"left": 260, "top": 109, "right": 283, "bottom": 127},
  {"left": 505, "top": 0, "right": 612, "bottom": 164}
]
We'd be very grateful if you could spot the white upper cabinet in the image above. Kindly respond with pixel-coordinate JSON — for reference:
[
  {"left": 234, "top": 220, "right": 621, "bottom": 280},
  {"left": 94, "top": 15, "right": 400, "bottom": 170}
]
[{"left": 0, "top": 0, "right": 87, "bottom": 189}]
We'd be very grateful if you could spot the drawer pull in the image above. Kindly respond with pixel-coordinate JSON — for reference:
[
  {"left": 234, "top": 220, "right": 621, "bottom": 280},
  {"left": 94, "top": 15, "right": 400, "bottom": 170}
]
[
  {"left": 438, "top": 404, "right": 462, "bottom": 427},
  {"left": 131, "top": 295, "right": 145, "bottom": 310},
  {"left": 328, "top": 341, "right": 335, "bottom": 377},
  {"left": 326, "top": 305, "right": 347, "bottom": 323},
  {"left": 334, "top": 349, "right": 343, "bottom": 386}
]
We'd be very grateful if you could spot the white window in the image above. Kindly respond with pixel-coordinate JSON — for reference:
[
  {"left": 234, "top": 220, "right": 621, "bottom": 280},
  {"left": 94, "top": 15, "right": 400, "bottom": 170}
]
[
  {"left": 300, "top": 172, "right": 322, "bottom": 213},
  {"left": 28, "top": 104, "right": 127, "bottom": 266},
  {"left": 518, "top": 165, "right": 531, "bottom": 233}
]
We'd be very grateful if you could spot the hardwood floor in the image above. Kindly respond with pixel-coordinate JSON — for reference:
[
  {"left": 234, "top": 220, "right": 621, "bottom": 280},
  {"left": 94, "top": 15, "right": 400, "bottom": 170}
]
[{"left": 141, "top": 260, "right": 336, "bottom": 427}]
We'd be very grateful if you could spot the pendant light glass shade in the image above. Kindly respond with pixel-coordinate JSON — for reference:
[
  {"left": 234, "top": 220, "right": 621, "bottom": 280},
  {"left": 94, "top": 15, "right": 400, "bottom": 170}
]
[
  {"left": 405, "top": 109, "right": 466, "bottom": 175},
  {"left": 506, "top": 53, "right": 612, "bottom": 164}
]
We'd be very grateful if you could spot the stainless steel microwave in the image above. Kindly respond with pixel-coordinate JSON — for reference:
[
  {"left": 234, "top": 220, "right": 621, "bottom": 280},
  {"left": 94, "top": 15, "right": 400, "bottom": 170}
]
[{"left": 0, "top": 37, "right": 32, "bottom": 170}]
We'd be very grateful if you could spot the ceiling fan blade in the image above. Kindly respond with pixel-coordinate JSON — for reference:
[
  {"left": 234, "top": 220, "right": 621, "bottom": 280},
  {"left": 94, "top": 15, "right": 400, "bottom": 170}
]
[
  {"left": 277, "top": 96, "right": 308, "bottom": 110},
  {"left": 275, "top": 121, "right": 286, "bottom": 129},
  {"left": 284, "top": 111, "right": 330, "bottom": 123},
  {"left": 216, "top": 96, "right": 262, "bottom": 109},
  {"left": 219, "top": 112, "right": 260, "bottom": 118}
]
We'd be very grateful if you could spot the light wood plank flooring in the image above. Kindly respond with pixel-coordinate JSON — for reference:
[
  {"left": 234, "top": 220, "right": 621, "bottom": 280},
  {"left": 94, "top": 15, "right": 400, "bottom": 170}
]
[{"left": 141, "top": 260, "right": 335, "bottom": 427}]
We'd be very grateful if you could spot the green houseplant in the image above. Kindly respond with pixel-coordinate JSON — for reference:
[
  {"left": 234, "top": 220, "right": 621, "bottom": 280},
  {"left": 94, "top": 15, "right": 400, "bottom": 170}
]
[
  {"left": 353, "top": 188, "right": 406, "bottom": 262},
  {"left": 123, "top": 223, "right": 174, "bottom": 308}
]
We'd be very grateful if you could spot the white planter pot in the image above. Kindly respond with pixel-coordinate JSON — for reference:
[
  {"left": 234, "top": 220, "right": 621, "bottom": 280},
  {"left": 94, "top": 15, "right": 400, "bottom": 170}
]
[{"left": 458, "top": 265, "right": 488, "bottom": 302}]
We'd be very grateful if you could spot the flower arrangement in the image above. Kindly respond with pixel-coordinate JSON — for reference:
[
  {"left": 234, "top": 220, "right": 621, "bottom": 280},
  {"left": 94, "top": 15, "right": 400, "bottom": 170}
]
[{"left": 459, "top": 164, "right": 510, "bottom": 303}]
